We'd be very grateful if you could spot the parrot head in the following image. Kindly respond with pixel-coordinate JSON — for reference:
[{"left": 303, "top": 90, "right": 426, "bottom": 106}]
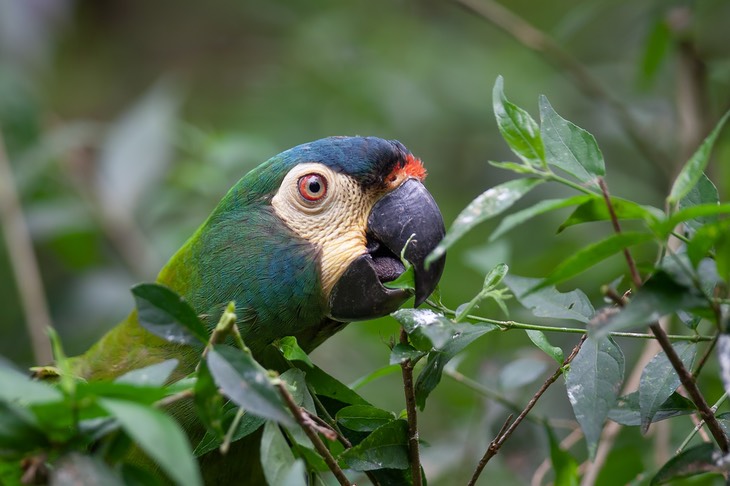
[{"left": 155, "top": 136, "right": 445, "bottom": 354}]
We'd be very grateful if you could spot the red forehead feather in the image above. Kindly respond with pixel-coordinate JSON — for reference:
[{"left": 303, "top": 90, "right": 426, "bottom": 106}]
[{"left": 388, "top": 153, "right": 427, "bottom": 181}]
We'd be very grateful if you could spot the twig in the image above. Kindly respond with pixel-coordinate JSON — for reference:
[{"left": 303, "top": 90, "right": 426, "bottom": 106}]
[
  {"left": 693, "top": 334, "right": 719, "bottom": 379},
  {"left": 400, "top": 328, "right": 423, "bottom": 486},
  {"left": 276, "top": 382, "right": 351, "bottom": 486},
  {"left": 598, "top": 177, "right": 730, "bottom": 453},
  {"left": 451, "top": 0, "right": 671, "bottom": 178},
  {"left": 221, "top": 407, "right": 245, "bottom": 455},
  {"left": 0, "top": 130, "right": 54, "bottom": 364},
  {"left": 467, "top": 335, "right": 587, "bottom": 486}
]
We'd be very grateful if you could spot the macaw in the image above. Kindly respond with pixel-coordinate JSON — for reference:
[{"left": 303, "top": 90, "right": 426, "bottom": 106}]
[{"left": 69, "top": 136, "right": 446, "bottom": 482}]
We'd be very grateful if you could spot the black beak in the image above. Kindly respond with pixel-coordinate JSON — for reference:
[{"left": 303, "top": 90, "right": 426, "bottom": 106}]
[{"left": 329, "top": 179, "right": 446, "bottom": 321}]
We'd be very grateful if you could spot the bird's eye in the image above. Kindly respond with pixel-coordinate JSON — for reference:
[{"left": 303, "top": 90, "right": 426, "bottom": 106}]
[{"left": 298, "top": 173, "right": 328, "bottom": 202}]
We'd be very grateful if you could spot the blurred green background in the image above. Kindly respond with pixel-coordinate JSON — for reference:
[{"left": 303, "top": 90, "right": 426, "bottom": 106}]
[{"left": 1, "top": 0, "right": 729, "bottom": 484}]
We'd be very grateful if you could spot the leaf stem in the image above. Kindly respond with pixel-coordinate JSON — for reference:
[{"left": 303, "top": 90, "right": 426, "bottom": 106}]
[
  {"left": 676, "top": 392, "right": 728, "bottom": 455},
  {"left": 427, "top": 299, "right": 714, "bottom": 342},
  {"left": 220, "top": 407, "right": 245, "bottom": 455},
  {"left": 467, "top": 335, "right": 587, "bottom": 486},
  {"left": 276, "top": 382, "right": 351, "bottom": 486},
  {"left": 399, "top": 328, "right": 423, "bottom": 486}
]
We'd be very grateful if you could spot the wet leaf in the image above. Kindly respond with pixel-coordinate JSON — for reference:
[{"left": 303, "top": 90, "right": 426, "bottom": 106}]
[
  {"left": 132, "top": 283, "right": 208, "bottom": 345},
  {"left": 392, "top": 308, "right": 455, "bottom": 350},
  {"left": 566, "top": 336, "right": 624, "bottom": 459},
  {"left": 639, "top": 342, "right": 696, "bottom": 433}
]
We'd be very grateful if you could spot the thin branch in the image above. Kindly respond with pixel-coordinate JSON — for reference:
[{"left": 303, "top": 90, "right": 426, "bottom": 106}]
[
  {"left": 676, "top": 392, "right": 728, "bottom": 454},
  {"left": 598, "top": 178, "right": 642, "bottom": 288},
  {"left": 400, "top": 329, "right": 422, "bottom": 486},
  {"left": 153, "top": 389, "right": 194, "bottom": 408},
  {"left": 0, "top": 130, "right": 53, "bottom": 364},
  {"left": 451, "top": 0, "right": 671, "bottom": 178},
  {"left": 467, "top": 335, "right": 587, "bottom": 486},
  {"left": 693, "top": 334, "right": 719, "bottom": 379},
  {"left": 277, "top": 381, "right": 351, "bottom": 486}
]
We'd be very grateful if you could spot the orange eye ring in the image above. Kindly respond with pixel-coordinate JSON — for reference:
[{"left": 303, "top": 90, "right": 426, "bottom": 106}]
[{"left": 298, "top": 173, "right": 328, "bottom": 202}]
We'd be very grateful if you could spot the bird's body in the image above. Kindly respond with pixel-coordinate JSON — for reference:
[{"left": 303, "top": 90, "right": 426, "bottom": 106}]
[{"left": 69, "top": 136, "right": 446, "bottom": 483}]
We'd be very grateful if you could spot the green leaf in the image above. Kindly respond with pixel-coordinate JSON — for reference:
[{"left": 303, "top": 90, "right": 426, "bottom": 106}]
[
  {"left": 488, "top": 160, "right": 540, "bottom": 174},
  {"left": 526, "top": 330, "right": 564, "bottom": 364},
  {"left": 638, "top": 18, "right": 671, "bottom": 87},
  {"left": 194, "top": 360, "right": 224, "bottom": 439},
  {"left": 668, "top": 111, "right": 730, "bottom": 203},
  {"left": 47, "top": 327, "right": 76, "bottom": 396},
  {"left": 132, "top": 283, "right": 208, "bottom": 345},
  {"left": 679, "top": 173, "right": 719, "bottom": 234},
  {"left": 566, "top": 336, "right": 624, "bottom": 459},
  {"left": 207, "top": 345, "right": 293, "bottom": 426},
  {"left": 0, "top": 400, "right": 48, "bottom": 456},
  {"left": 426, "top": 178, "right": 543, "bottom": 267},
  {"left": 651, "top": 443, "right": 721, "bottom": 485},
  {"left": 350, "top": 364, "right": 402, "bottom": 390},
  {"left": 535, "top": 232, "right": 655, "bottom": 291},
  {"left": 392, "top": 308, "right": 455, "bottom": 351},
  {"left": 415, "top": 323, "right": 497, "bottom": 409},
  {"left": 280, "top": 368, "right": 315, "bottom": 412},
  {"left": 0, "top": 362, "right": 62, "bottom": 404},
  {"left": 383, "top": 264, "right": 416, "bottom": 291},
  {"left": 277, "top": 336, "right": 314, "bottom": 367},
  {"left": 546, "top": 426, "right": 579, "bottom": 486},
  {"left": 115, "top": 359, "right": 179, "bottom": 386},
  {"left": 76, "top": 381, "right": 168, "bottom": 405},
  {"left": 193, "top": 406, "right": 265, "bottom": 457},
  {"left": 493, "top": 75, "right": 545, "bottom": 165},
  {"left": 100, "top": 398, "right": 202, "bottom": 486},
  {"left": 260, "top": 421, "right": 302, "bottom": 486},
  {"left": 608, "top": 391, "right": 696, "bottom": 426},
  {"left": 338, "top": 419, "right": 409, "bottom": 471},
  {"left": 51, "top": 453, "right": 124, "bottom": 486},
  {"left": 639, "top": 342, "right": 696, "bottom": 433},
  {"left": 490, "top": 195, "right": 592, "bottom": 241},
  {"left": 499, "top": 357, "right": 547, "bottom": 390},
  {"left": 687, "top": 220, "right": 730, "bottom": 272},
  {"left": 539, "top": 95, "right": 605, "bottom": 182},
  {"left": 655, "top": 203, "right": 730, "bottom": 237},
  {"left": 336, "top": 405, "right": 396, "bottom": 432},
  {"left": 505, "top": 274, "right": 595, "bottom": 323},
  {"left": 296, "top": 364, "right": 369, "bottom": 407},
  {"left": 389, "top": 343, "right": 426, "bottom": 366},
  {"left": 558, "top": 197, "right": 661, "bottom": 233},
  {"left": 594, "top": 271, "right": 708, "bottom": 337}
]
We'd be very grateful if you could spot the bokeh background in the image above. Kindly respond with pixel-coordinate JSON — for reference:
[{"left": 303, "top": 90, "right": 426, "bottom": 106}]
[{"left": 1, "top": 0, "right": 729, "bottom": 484}]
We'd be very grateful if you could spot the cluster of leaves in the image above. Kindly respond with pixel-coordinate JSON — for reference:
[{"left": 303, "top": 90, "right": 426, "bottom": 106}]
[{"left": 2, "top": 76, "right": 730, "bottom": 485}]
